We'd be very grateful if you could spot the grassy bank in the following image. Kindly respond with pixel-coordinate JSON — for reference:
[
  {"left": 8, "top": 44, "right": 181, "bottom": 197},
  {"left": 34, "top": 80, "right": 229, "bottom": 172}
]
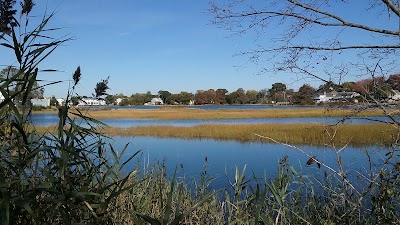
[
  {"left": 109, "top": 157, "right": 400, "bottom": 225},
  {"left": 33, "top": 107, "right": 398, "bottom": 120},
  {"left": 35, "top": 123, "right": 398, "bottom": 146}
]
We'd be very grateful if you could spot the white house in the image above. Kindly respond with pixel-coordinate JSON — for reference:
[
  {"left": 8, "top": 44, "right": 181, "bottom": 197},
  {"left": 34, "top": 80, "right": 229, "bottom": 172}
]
[
  {"left": 151, "top": 97, "right": 163, "bottom": 105},
  {"left": 336, "top": 92, "right": 360, "bottom": 99},
  {"left": 115, "top": 98, "right": 124, "bottom": 105},
  {"left": 314, "top": 91, "right": 360, "bottom": 103},
  {"left": 313, "top": 92, "right": 336, "bottom": 103},
  {"left": 145, "top": 97, "right": 163, "bottom": 105},
  {"left": 78, "top": 98, "right": 106, "bottom": 106}
]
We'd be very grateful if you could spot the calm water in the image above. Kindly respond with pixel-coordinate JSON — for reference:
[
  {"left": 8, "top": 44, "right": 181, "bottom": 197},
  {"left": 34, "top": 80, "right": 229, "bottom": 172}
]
[
  {"left": 107, "top": 136, "right": 387, "bottom": 190},
  {"left": 30, "top": 114, "right": 393, "bottom": 127},
  {"left": 29, "top": 106, "right": 398, "bottom": 191}
]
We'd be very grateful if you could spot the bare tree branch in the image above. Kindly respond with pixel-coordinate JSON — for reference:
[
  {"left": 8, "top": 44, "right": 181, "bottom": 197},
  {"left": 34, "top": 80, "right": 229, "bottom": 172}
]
[
  {"left": 382, "top": 0, "right": 400, "bottom": 17},
  {"left": 211, "top": 0, "right": 400, "bottom": 83},
  {"left": 288, "top": 0, "right": 400, "bottom": 36},
  {"left": 250, "top": 45, "right": 400, "bottom": 52},
  {"left": 218, "top": 7, "right": 400, "bottom": 36}
]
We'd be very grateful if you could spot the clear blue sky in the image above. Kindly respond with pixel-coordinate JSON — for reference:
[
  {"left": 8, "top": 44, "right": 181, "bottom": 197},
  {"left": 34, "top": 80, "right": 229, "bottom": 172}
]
[
  {"left": 4, "top": 0, "right": 265, "bottom": 97},
  {"left": 1, "top": 0, "right": 398, "bottom": 98}
]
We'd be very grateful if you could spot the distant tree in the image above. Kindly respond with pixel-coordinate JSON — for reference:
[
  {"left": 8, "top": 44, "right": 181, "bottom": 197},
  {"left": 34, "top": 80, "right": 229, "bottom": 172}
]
[
  {"left": 205, "top": 89, "right": 217, "bottom": 104},
  {"left": 318, "top": 81, "right": 340, "bottom": 92},
  {"left": 268, "top": 83, "right": 287, "bottom": 103},
  {"left": 1, "top": 67, "right": 20, "bottom": 95},
  {"left": 31, "top": 85, "right": 44, "bottom": 99},
  {"left": 257, "top": 89, "right": 269, "bottom": 104},
  {"left": 285, "top": 89, "right": 295, "bottom": 104},
  {"left": 352, "top": 77, "right": 392, "bottom": 100},
  {"left": 194, "top": 89, "right": 220, "bottom": 104},
  {"left": 104, "top": 94, "right": 115, "bottom": 105},
  {"left": 342, "top": 82, "right": 356, "bottom": 92},
  {"left": 227, "top": 88, "right": 249, "bottom": 104},
  {"left": 49, "top": 96, "right": 58, "bottom": 106},
  {"left": 237, "top": 88, "right": 249, "bottom": 104},
  {"left": 145, "top": 91, "right": 153, "bottom": 101},
  {"left": 0, "top": 66, "right": 17, "bottom": 77},
  {"left": 194, "top": 90, "right": 206, "bottom": 105},
  {"left": 71, "top": 96, "right": 79, "bottom": 106},
  {"left": 118, "top": 98, "right": 129, "bottom": 106},
  {"left": 178, "top": 91, "right": 193, "bottom": 104},
  {"left": 294, "top": 84, "right": 316, "bottom": 105},
  {"left": 272, "top": 91, "right": 287, "bottom": 102},
  {"left": 0, "top": 66, "right": 44, "bottom": 101},
  {"left": 246, "top": 90, "right": 258, "bottom": 104},
  {"left": 169, "top": 93, "right": 180, "bottom": 104},
  {"left": 115, "top": 93, "right": 127, "bottom": 98},
  {"left": 129, "top": 93, "right": 151, "bottom": 105},
  {"left": 215, "top": 88, "right": 228, "bottom": 104},
  {"left": 387, "top": 74, "right": 400, "bottom": 90},
  {"left": 269, "top": 82, "right": 286, "bottom": 96},
  {"left": 158, "top": 90, "right": 172, "bottom": 104}
]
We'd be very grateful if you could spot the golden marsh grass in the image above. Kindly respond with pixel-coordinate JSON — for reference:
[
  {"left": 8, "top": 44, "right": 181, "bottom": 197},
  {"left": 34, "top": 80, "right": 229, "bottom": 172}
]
[
  {"left": 35, "top": 123, "right": 398, "bottom": 147},
  {"left": 34, "top": 107, "right": 398, "bottom": 120}
]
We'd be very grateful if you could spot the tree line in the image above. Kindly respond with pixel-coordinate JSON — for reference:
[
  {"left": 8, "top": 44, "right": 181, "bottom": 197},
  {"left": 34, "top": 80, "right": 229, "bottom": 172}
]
[
  {"left": 104, "top": 74, "right": 400, "bottom": 106},
  {"left": 2, "top": 64, "right": 397, "bottom": 106}
]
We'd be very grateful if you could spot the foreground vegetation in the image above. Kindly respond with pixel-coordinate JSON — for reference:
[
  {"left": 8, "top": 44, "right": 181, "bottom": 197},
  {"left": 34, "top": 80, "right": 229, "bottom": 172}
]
[{"left": 108, "top": 157, "right": 400, "bottom": 225}]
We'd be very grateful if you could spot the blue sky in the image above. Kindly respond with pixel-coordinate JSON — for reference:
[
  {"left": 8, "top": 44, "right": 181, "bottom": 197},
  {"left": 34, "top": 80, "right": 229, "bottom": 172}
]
[
  {"left": 3, "top": 0, "right": 265, "bottom": 97},
  {"left": 1, "top": 0, "right": 399, "bottom": 98}
]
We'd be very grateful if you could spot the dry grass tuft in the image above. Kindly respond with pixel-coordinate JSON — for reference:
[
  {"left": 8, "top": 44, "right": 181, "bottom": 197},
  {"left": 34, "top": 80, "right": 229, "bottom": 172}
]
[
  {"left": 110, "top": 123, "right": 397, "bottom": 146},
  {"left": 34, "top": 107, "right": 397, "bottom": 120},
  {"left": 34, "top": 123, "right": 395, "bottom": 147}
]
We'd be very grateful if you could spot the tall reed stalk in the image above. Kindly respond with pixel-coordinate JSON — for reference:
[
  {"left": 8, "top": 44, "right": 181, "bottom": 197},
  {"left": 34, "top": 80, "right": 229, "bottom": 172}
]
[{"left": 0, "top": 2, "right": 138, "bottom": 224}]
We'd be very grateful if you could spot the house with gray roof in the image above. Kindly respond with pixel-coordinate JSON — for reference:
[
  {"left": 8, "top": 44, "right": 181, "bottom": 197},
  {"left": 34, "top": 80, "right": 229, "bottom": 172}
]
[{"left": 314, "top": 91, "right": 360, "bottom": 103}]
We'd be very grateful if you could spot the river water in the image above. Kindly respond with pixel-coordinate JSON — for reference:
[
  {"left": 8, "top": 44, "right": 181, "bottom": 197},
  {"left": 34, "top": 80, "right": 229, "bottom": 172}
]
[
  {"left": 30, "top": 110, "right": 397, "bottom": 190},
  {"left": 107, "top": 136, "right": 388, "bottom": 190}
]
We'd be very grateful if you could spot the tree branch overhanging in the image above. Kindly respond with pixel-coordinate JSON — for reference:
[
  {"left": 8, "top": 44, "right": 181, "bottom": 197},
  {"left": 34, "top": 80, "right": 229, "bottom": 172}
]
[
  {"left": 382, "top": 0, "right": 400, "bottom": 17},
  {"left": 217, "top": 9, "right": 400, "bottom": 36},
  {"left": 211, "top": 0, "right": 400, "bottom": 84},
  {"left": 275, "top": 45, "right": 400, "bottom": 51},
  {"left": 288, "top": 0, "right": 400, "bottom": 36}
]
